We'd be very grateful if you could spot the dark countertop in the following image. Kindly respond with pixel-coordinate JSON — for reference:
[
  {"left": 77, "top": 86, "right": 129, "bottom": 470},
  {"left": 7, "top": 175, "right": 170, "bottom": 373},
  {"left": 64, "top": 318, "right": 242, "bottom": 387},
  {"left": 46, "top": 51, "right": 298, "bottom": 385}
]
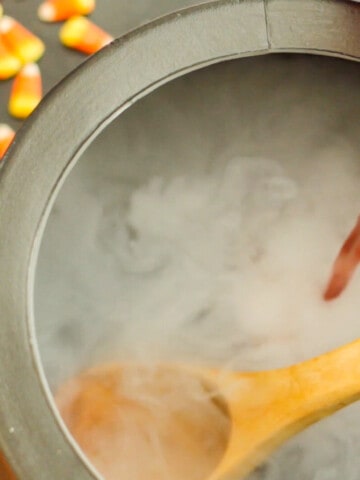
[{"left": 2, "top": 0, "right": 197, "bottom": 130}]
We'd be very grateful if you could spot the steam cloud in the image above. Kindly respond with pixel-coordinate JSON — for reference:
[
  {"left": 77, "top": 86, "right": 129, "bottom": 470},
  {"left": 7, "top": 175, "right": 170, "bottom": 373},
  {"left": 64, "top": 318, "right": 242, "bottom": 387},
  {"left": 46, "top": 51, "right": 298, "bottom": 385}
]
[{"left": 35, "top": 54, "right": 360, "bottom": 479}]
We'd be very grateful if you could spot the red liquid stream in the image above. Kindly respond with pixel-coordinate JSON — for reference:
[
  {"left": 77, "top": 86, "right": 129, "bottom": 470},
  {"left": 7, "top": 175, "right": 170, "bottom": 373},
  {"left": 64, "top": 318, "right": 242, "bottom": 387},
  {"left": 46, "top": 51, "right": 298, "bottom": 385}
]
[
  {"left": 323, "top": 216, "right": 360, "bottom": 301},
  {"left": 0, "top": 451, "right": 17, "bottom": 480}
]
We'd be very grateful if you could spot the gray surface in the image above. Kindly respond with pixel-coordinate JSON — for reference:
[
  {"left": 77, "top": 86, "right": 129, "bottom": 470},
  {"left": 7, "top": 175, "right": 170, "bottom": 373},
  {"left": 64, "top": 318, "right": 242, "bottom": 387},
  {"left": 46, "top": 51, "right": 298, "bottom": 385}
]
[
  {"left": 269, "top": 0, "right": 360, "bottom": 56},
  {"left": 0, "top": 1, "right": 359, "bottom": 479}
]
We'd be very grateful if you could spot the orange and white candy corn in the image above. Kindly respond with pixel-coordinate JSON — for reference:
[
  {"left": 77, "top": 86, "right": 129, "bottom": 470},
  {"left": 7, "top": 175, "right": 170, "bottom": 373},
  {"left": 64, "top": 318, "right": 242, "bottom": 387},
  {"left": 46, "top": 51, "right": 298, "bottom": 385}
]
[
  {"left": 38, "top": 0, "right": 96, "bottom": 22},
  {"left": 9, "top": 63, "right": 42, "bottom": 119},
  {"left": 60, "top": 16, "right": 113, "bottom": 55},
  {"left": 0, "top": 36, "right": 21, "bottom": 79},
  {"left": 0, "top": 124, "right": 15, "bottom": 161},
  {"left": 0, "top": 16, "right": 45, "bottom": 64}
]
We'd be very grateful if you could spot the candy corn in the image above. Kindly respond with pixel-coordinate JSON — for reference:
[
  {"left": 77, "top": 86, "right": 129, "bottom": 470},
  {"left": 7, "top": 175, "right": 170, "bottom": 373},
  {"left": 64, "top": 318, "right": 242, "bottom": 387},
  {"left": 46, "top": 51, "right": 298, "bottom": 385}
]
[
  {"left": 0, "top": 124, "right": 15, "bottom": 161},
  {"left": 60, "top": 16, "right": 113, "bottom": 55},
  {"left": 38, "top": 0, "right": 96, "bottom": 22},
  {"left": 9, "top": 63, "right": 42, "bottom": 119},
  {"left": 0, "top": 36, "right": 21, "bottom": 79},
  {"left": 0, "top": 16, "right": 45, "bottom": 64}
]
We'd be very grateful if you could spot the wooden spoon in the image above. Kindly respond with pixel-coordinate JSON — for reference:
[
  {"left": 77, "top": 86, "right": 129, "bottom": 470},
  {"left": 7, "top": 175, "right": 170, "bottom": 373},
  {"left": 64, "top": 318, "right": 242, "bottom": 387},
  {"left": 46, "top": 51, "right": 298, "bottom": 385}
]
[
  {"left": 56, "top": 339, "right": 360, "bottom": 480},
  {"left": 205, "top": 338, "right": 360, "bottom": 479}
]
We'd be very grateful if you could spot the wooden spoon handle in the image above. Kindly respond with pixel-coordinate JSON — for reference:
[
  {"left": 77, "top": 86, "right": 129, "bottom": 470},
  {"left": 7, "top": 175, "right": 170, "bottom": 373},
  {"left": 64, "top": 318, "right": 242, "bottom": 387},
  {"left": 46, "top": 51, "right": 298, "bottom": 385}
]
[{"left": 210, "top": 338, "right": 360, "bottom": 480}]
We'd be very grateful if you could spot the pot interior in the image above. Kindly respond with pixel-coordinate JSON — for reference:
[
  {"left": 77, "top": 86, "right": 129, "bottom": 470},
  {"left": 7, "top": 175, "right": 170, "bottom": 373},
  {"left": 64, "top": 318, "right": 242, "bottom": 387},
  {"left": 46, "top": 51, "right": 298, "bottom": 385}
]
[{"left": 34, "top": 53, "right": 360, "bottom": 480}]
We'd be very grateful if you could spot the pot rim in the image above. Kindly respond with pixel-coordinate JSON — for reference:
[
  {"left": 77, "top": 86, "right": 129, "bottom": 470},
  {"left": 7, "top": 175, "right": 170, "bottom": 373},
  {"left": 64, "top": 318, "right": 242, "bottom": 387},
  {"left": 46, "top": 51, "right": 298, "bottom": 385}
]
[{"left": 0, "top": 0, "right": 359, "bottom": 478}]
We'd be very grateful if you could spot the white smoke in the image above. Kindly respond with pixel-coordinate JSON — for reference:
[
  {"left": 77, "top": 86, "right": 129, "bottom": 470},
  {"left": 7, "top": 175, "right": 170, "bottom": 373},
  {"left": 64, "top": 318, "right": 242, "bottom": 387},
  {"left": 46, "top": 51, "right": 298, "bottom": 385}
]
[{"left": 35, "top": 53, "right": 360, "bottom": 480}]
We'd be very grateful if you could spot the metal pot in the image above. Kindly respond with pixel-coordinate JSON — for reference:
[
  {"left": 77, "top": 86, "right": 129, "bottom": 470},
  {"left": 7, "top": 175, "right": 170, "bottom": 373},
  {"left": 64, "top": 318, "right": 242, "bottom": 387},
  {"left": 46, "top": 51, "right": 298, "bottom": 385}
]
[{"left": 0, "top": 0, "right": 359, "bottom": 478}]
